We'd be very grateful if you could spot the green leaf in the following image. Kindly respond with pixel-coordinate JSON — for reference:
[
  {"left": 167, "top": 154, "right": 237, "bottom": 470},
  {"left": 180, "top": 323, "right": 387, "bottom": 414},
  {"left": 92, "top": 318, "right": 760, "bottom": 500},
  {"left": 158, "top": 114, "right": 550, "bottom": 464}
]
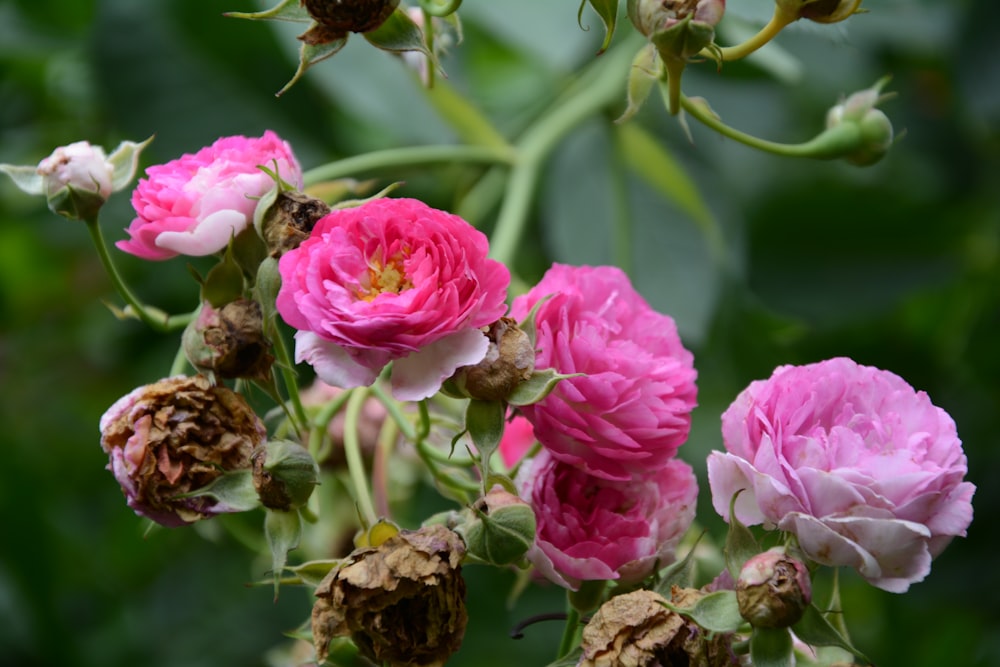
[
  {"left": 265, "top": 509, "right": 303, "bottom": 600},
  {"left": 749, "top": 627, "right": 794, "bottom": 667},
  {"left": 725, "top": 490, "right": 759, "bottom": 578},
  {"left": 662, "top": 590, "right": 744, "bottom": 634},
  {"left": 177, "top": 470, "right": 261, "bottom": 512},
  {"left": 579, "top": 0, "right": 620, "bottom": 55},
  {"left": 224, "top": 0, "right": 310, "bottom": 22},
  {"left": 506, "top": 369, "right": 580, "bottom": 407},
  {"left": 422, "top": 78, "right": 510, "bottom": 150},
  {"left": 465, "top": 398, "right": 505, "bottom": 477},
  {"left": 654, "top": 532, "right": 702, "bottom": 595},
  {"left": 286, "top": 559, "right": 341, "bottom": 587},
  {"left": 792, "top": 603, "right": 871, "bottom": 664}
]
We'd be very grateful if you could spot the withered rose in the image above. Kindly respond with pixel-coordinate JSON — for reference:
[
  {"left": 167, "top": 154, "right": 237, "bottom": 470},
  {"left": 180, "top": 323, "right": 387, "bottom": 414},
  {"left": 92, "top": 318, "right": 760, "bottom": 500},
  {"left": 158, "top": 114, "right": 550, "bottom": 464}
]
[
  {"left": 311, "top": 524, "right": 467, "bottom": 666},
  {"left": 580, "top": 588, "right": 736, "bottom": 667},
  {"left": 99, "top": 375, "right": 265, "bottom": 526}
]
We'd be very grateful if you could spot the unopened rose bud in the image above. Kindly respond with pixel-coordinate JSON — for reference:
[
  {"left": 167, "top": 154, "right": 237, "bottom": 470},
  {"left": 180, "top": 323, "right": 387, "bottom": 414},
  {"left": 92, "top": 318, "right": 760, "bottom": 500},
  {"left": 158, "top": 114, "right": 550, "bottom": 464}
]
[
  {"left": 825, "top": 79, "right": 894, "bottom": 166},
  {"left": 777, "top": 0, "right": 864, "bottom": 24},
  {"left": 300, "top": 0, "right": 400, "bottom": 44},
  {"left": 259, "top": 190, "right": 331, "bottom": 257},
  {"left": 628, "top": 0, "right": 726, "bottom": 58},
  {"left": 99, "top": 375, "right": 265, "bottom": 526},
  {"left": 448, "top": 318, "right": 535, "bottom": 402},
  {"left": 455, "top": 485, "right": 536, "bottom": 566},
  {"left": 736, "top": 547, "right": 812, "bottom": 628},
  {"left": 312, "top": 524, "right": 467, "bottom": 666},
  {"left": 37, "top": 142, "right": 113, "bottom": 220},
  {"left": 182, "top": 299, "right": 274, "bottom": 381},
  {"left": 252, "top": 440, "right": 320, "bottom": 511}
]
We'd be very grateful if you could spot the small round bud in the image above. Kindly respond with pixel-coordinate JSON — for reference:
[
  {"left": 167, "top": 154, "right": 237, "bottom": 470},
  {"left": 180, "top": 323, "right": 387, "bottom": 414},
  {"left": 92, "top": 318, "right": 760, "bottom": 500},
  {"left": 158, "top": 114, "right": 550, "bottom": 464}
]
[
  {"left": 354, "top": 518, "right": 401, "bottom": 548},
  {"left": 36, "top": 141, "right": 114, "bottom": 219},
  {"left": 259, "top": 190, "right": 331, "bottom": 258},
  {"left": 300, "top": 0, "right": 399, "bottom": 44},
  {"left": 455, "top": 484, "right": 536, "bottom": 566},
  {"left": 736, "top": 547, "right": 812, "bottom": 629},
  {"left": 252, "top": 440, "right": 320, "bottom": 511},
  {"left": 448, "top": 318, "right": 535, "bottom": 401},
  {"left": 825, "top": 81, "right": 895, "bottom": 166},
  {"left": 182, "top": 299, "right": 274, "bottom": 381},
  {"left": 778, "top": 0, "right": 864, "bottom": 24}
]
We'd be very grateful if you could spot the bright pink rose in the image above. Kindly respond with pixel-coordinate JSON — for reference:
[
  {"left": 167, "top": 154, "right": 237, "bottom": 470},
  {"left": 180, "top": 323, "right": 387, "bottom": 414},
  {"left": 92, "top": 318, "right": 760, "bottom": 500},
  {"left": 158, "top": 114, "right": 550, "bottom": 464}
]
[
  {"left": 516, "top": 449, "right": 697, "bottom": 589},
  {"left": 510, "top": 264, "right": 697, "bottom": 482},
  {"left": 499, "top": 415, "right": 536, "bottom": 468},
  {"left": 708, "top": 357, "right": 975, "bottom": 593},
  {"left": 276, "top": 197, "right": 510, "bottom": 401},
  {"left": 118, "top": 131, "right": 302, "bottom": 260}
]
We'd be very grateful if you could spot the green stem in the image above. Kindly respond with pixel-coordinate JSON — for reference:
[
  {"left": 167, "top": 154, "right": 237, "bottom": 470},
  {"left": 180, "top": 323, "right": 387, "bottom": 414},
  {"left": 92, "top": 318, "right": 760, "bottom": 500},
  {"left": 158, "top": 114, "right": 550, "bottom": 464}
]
[
  {"left": 344, "top": 388, "right": 379, "bottom": 526},
  {"left": 303, "top": 144, "right": 515, "bottom": 186},
  {"left": 714, "top": 9, "right": 796, "bottom": 62},
  {"left": 557, "top": 605, "right": 581, "bottom": 660},
  {"left": 373, "top": 417, "right": 398, "bottom": 518},
  {"left": 308, "top": 388, "right": 354, "bottom": 462},
  {"left": 678, "top": 92, "right": 865, "bottom": 159},
  {"left": 489, "top": 36, "right": 641, "bottom": 266},
  {"left": 370, "top": 383, "right": 418, "bottom": 441},
  {"left": 270, "top": 324, "right": 308, "bottom": 436},
  {"left": 84, "top": 216, "right": 192, "bottom": 332},
  {"left": 169, "top": 344, "right": 191, "bottom": 377}
]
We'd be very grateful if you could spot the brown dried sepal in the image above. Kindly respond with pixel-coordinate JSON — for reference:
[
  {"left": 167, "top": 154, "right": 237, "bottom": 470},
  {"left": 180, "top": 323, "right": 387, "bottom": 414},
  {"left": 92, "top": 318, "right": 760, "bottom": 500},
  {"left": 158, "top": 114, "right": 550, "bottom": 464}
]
[
  {"left": 580, "top": 587, "right": 736, "bottom": 667},
  {"left": 194, "top": 299, "right": 274, "bottom": 381},
  {"left": 299, "top": 0, "right": 399, "bottom": 44},
  {"left": 261, "top": 190, "right": 331, "bottom": 257},
  {"left": 100, "top": 375, "right": 265, "bottom": 526},
  {"left": 311, "top": 524, "right": 468, "bottom": 666}
]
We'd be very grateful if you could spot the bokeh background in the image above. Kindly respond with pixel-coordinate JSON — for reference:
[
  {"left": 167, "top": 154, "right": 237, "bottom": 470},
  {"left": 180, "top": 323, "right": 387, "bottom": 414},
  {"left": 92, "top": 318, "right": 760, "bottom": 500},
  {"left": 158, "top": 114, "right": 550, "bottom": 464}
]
[{"left": 1, "top": 1, "right": 997, "bottom": 665}]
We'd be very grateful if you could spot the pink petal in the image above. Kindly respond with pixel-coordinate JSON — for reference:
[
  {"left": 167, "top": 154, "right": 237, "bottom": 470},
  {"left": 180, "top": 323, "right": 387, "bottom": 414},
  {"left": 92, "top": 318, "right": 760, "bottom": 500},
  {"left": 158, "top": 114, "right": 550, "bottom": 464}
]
[
  {"left": 294, "top": 331, "right": 380, "bottom": 389},
  {"left": 155, "top": 209, "right": 248, "bottom": 256},
  {"left": 390, "top": 328, "right": 490, "bottom": 401}
]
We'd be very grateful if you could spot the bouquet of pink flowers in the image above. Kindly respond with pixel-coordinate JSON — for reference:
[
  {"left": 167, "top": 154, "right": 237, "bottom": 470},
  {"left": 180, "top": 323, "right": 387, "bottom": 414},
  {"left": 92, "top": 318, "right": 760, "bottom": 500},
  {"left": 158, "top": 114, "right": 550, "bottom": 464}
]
[{"left": 1, "top": 2, "right": 976, "bottom": 666}]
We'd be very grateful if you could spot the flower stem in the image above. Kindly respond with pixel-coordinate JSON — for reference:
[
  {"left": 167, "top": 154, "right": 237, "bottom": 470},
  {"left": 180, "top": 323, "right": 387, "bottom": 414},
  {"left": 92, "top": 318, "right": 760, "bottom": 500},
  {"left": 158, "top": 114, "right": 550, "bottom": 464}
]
[
  {"left": 678, "top": 92, "right": 864, "bottom": 160},
  {"left": 302, "top": 144, "right": 515, "bottom": 187},
  {"left": 270, "top": 324, "right": 308, "bottom": 435},
  {"left": 419, "top": 0, "right": 462, "bottom": 16},
  {"left": 344, "top": 387, "right": 379, "bottom": 527},
  {"left": 557, "top": 604, "right": 581, "bottom": 660},
  {"left": 714, "top": 9, "right": 796, "bottom": 62},
  {"left": 308, "top": 388, "right": 354, "bottom": 462},
  {"left": 84, "top": 216, "right": 191, "bottom": 332},
  {"left": 370, "top": 383, "right": 418, "bottom": 441}
]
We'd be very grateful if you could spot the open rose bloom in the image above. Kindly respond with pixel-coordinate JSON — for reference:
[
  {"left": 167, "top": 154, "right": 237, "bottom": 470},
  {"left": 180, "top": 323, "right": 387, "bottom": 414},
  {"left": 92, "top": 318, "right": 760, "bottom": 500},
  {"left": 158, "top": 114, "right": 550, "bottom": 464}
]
[
  {"left": 276, "top": 197, "right": 510, "bottom": 401},
  {"left": 510, "top": 264, "right": 697, "bottom": 481},
  {"left": 516, "top": 450, "right": 697, "bottom": 590},
  {"left": 708, "top": 357, "right": 975, "bottom": 592},
  {"left": 118, "top": 131, "right": 302, "bottom": 260}
]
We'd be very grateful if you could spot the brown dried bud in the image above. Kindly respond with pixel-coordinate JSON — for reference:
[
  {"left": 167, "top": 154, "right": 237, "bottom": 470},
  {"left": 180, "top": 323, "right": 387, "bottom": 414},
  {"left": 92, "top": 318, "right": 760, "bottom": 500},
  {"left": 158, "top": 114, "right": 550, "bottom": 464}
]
[
  {"left": 252, "top": 440, "right": 319, "bottom": 511},
  {"left": 311, "top": 524, "right": 468, "bottom": 666},
  {"left": 580, "top": 587, "right": 736, "bottom": 667},
  {"left": 300, "top": 0, "right": 400, "bottom": 44},
  {"left": 260, "top": 190, "right": 331, "bottom": 258},
  {"left": 99, "top": 375, "right": 266, "bottom": 526},
  {"left": 736, "top": 547, "right": 812, "bottom": 628},
  {"left": 448, "top": 318, "right": 535, "bottom": 401},
  {"left": 778, "top": 0, "right": 864, "bottom": 24},
  {"left": 183, "top": 299, "right": 274, "bottom": 381}
]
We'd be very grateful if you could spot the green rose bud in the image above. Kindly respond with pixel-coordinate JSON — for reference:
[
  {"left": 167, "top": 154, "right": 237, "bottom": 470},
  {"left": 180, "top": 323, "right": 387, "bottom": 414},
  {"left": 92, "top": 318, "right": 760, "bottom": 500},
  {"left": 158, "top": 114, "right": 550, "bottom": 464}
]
[
  {"left": 252, "top": 440, "right": 320, "bottom": 511},
  {"left": 455, "top": 485, "right": 536, "bottom": 566}
]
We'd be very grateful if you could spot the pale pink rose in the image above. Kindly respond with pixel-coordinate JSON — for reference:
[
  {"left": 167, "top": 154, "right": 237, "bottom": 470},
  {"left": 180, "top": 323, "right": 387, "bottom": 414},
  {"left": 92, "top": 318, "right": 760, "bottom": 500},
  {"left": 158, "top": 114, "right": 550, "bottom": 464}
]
[
  {"left": 708, "top": 357, "right": 975, "bottom": 593},
  {"left": 118, "top": 131, "right": 302, "bottom": 260},
  {"left": 509, "top": 264, "right": 697, "bottom": 482},
  {"left": 36, "top": 140, "right": 114, "bottom": 199},
  {"left": 516, "top": 449, "right": 697, "bottom": 589},
  {"left": 276, "top": 197, "right": 510, "bottom": 401},
  {"left": 499, "top": 415, "right": 537, "bottom": 468}
]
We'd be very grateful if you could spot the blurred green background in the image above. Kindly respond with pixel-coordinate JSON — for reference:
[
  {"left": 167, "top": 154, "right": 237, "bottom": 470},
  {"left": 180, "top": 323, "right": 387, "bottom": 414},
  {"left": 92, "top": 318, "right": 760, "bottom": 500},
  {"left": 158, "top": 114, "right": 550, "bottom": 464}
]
[{"left": 1, "top": 0, "right": 997, "bottom": 665}]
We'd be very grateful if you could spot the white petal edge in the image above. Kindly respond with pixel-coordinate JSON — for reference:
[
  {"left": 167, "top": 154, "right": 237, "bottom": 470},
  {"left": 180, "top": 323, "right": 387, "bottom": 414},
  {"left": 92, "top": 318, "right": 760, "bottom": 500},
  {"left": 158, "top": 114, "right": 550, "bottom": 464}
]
[
  {"left": 390, "top": 328, "right": 490, "bottom": 401},
  {"left": 295, "top": 331, "right": 380, "bottom": 389}
]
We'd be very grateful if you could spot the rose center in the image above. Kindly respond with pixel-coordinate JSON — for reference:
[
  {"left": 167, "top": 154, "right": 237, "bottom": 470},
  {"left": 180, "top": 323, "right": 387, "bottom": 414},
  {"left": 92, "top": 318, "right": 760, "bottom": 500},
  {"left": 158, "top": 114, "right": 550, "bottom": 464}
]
[{"left": 359, "top": 251, "right": 413, "bottom": 301}]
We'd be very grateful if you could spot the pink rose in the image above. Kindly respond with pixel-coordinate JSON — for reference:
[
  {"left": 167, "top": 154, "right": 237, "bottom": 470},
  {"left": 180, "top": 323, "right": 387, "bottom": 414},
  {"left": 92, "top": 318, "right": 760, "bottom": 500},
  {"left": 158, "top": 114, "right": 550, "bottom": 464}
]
[
  {"left": 118, "top": 131, "right": 302, "bottom": 260},
  {"left": 516, "top": 449, "right": 697, "bottom": 589},
  {"left": 499, "top": 415, "right": 537, "bottom": 469},
  {"left": 276, "top": 197, "right": 510, "bottom": 401},
  {"left": 707, "top": 357, "right": 975, "bottom": 593},
  {"left": 509, "top": 264, "right": 697, "bottom": 481},
  {"left": 36, "top": 140, "right": 114, "bottom": 199}
]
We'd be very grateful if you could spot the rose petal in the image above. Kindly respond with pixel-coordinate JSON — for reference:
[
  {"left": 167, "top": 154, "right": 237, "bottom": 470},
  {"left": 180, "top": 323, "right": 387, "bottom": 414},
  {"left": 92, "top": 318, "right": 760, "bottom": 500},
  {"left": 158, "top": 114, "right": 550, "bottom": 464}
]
[
  {"left": 390, "top": 328, "right": 490, "bottom": 401},
  {"left": 294, "top": 331, "right": 382, "bottom": 390}
]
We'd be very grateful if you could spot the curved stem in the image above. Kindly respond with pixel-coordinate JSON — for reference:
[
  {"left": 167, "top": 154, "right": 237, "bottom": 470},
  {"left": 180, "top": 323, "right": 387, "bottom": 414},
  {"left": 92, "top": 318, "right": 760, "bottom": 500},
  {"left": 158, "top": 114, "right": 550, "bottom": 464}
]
[
  {"left": 419, "top": 0, "right": 462, "bottom": 16},
  {"left": 679, "top": 92, "right": 864, "bottom": 160},
  {"left": 370, "top": 383, "right": 418, "bottom": 441},
  {"left": 489, "top": 36, "right": 641, "bottom": 266},
  {"left": 715, "top": 9, "right": 796, "bottom": 62},
  {"left": 344, "top": 388, "right": 379, "bottom": 526},
  {"left": 84, "top": 217, "right": 192, "bottom": 332},
  {"left": 308, "top": 388, "right": 354, "bottom": 461},
  {"left": 303, "top": 144, "right": 515, "bottom": 186},
  {"left": 270, "top": 324, "right": 308, "bottom": 435}
]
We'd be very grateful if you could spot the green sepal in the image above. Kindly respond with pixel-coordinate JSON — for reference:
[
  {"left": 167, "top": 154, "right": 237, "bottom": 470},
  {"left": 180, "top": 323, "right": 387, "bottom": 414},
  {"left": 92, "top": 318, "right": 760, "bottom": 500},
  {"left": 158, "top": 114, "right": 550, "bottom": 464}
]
[
  {"left": 277, "top": 36, "right": 348, "bottom": 97},
  {"left": 649, "top": 14, "right": 716, "bottom": 62},
  {"left": 457, "top": 499, "right": 535, "bottom": 566},
  {"left": 725, "top": 490, "right": 760, "bottom": 578},
  {"left": 177, "top": 469, "right": 261, "bottom": 512},
  {"left": 254, "top": 256, "right": 282, "bottom": 325},
  {"left": 465, "top": 398, "right": 505, "bottom": 480},
  {"left": 224, "top": 0, "right": 310, "bottom": 22},
  {"left": 661, "top": 590, "right": 744, "bottom": 634},
  {"left": 617, "top": 44, "right": 660, "bottom": 124},
  {"left": 108, "top": 136, "right": 153, "bottom": 192},
  {"left": 286, "top": 559, "right": 342, "bottom": 587},
  {"left": 200, "top": 245, "right": 246, "bottom": 308},
  {"left": 517, "top": 293, "right": 554, "bottom": 350},
  {"left": 579, "top": 0, "right": 620, "bottom": 55},
  {"left": 506, "top": 369, "right": 581, "bottom": 407},
  {"left": 792, "top": 603, "right": 871, "bottom": 664},
  {"left": 749, "top": 627, "right": 794, "bottom": 667},
  {"left": 0, "top": 164, "right": 43, "bottom": 194},
  {"left": 364, "top": 8, "right": 433, "bottom": 60},
  {"left": 653, "top": 531, "right": 703, "bottom": 595},
  {"left": 330, "top": 181, "right": 404, "bottom": 210},
  {"left": 265, "top": 509, "right": 303, "bottom": 600}
]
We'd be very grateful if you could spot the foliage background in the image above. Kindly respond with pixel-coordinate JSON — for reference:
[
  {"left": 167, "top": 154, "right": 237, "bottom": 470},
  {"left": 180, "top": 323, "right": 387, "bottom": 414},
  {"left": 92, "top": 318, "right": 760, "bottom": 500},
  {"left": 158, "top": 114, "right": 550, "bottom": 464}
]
[{"left": 1, "top": 0, "right": 997, "bottom": 665}]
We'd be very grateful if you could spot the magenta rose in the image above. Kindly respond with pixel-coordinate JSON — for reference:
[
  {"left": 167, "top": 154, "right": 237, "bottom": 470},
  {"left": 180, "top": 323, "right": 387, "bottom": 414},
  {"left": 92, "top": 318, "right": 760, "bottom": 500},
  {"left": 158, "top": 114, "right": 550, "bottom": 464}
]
[
  {"left": 516, "top": 450, "right": 697, "bottom": 589},
  {"left": 118, "top": 131, "right": 302, "bottom": 260},
  {"left": 499, "top": 415, "right": 537, "bottom": 469},
  {"left": 708, "top": 357, "right": 975, "bottom": 593},
  {"left": 509, "top": 264, "right": 697, "bottom": 482},
  {"left": 275, "top": 197, "right": 510, "bottom": 401}
]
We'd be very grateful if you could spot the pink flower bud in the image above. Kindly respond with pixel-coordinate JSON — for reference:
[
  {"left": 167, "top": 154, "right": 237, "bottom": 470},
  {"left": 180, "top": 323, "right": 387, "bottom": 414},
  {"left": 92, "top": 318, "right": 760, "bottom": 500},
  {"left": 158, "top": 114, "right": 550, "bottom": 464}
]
[
  {"left": 37, "top": 141, "right": 113, "bottom": 199},
  {"left": 736, "top": 548, "right": 811, "bottom": 628}
]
